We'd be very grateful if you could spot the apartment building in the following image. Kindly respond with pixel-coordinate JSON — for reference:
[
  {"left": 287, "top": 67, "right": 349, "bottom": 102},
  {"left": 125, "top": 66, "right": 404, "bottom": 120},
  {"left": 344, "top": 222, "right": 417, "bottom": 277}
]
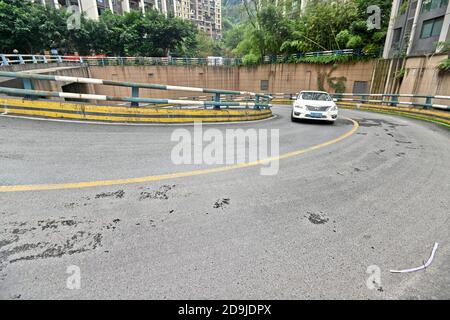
[
  {"left": 383, "top": 0, "right": 450, "bottom": 58},
  {"left": 174, "top": 0, "right": 222, "bottom": 38},
  {"left": 36, "top": 0, "right": 221, "bottom": 38}
]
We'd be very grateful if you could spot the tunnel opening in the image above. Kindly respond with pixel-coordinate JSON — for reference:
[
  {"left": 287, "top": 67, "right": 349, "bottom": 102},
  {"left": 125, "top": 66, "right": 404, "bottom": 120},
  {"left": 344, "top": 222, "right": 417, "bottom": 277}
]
[{"left": 61, "top": 82, "right": 90, "bottom": 102}]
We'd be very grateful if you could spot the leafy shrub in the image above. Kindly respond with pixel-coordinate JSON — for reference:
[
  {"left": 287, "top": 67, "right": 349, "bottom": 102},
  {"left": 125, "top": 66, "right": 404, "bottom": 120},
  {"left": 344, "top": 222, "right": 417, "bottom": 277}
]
[
  {"left": 336, "top": 30, "right": 351, "bottom": 49},
  {"left": 242, "top": 53, "right": 260, "bottom": 65},
  {"left": 346, "top": 35, "right": 363, "bottom": 49},
  {"left": 437, "top": 58, "right": 450, "bottom": 72}
]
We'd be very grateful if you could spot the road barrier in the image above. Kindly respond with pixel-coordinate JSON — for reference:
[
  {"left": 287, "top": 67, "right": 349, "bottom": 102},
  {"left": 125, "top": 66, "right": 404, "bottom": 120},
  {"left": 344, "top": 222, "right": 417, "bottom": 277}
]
[
  {"left": 333, "top": 93, "right": 450, "bottom": 111},
  {"left": 1, "top": 49, "right": 368, "bottom": 67},
  {"left": 270, "top": 92, "right": 449, "bottom": 111},
  {"left": 0, "top": 97, "right": 272, "bottom": 123},
  {"left": 0, "top": 54, "right": 83, "bottom": 66},
  {"left": 0, "top": 71, "right": 271, "bottom": 109},
  {"left": 337, "top": 101, "right": 450, "bottom": 126},
  {"left": 0, "top": 71, "right": 272, "bottom": 123},
  {"left": 269, "top": 91, "right": 450, "bottom": 126}
]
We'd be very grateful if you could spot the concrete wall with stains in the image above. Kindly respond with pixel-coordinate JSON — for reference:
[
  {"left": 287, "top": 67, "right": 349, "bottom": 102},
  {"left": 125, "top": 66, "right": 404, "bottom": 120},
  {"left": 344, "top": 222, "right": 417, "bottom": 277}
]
[
  {"left": 0, "top": 65, "right": 94, "bottom": 101},
  {"left": 88, "top": 61, "right": 376, "bottom": 99},
  {"left": 399, "top": 54, "right": 450, "bottom": 106},
  {"left": 2, "top": 58, "right": 448, "bottom": 104}
]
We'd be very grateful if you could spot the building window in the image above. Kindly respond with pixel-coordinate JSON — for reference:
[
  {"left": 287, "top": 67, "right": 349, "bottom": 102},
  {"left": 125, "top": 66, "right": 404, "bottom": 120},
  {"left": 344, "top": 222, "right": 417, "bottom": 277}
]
[
  {"left": 112, "top": 0, "right": 123, "bottom": 15},
  {"left": 58, "top": 0, "right": 80, "bottom": 6},
  {"left": 422, "top": 0, "right": 448, "bottom": 13},
  {"left": 352, "top": 81, "right": 368, "bottom": 94},
  {"left": 393, "top": 28, "right": 402, "bottom": 45},
  {"left": 420, "top": 16, "right": 444, "bottom": 38},
  {"left": 260, "top": 80, "right": 269, "bottom": 91},
  {"left": 129, "top": 0, "right": 141, "bottom": 11}
]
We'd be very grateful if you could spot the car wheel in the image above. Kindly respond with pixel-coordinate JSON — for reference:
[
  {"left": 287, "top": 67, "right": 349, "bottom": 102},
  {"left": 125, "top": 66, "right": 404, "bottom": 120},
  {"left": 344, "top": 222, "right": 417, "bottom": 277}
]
[{"left": 291, "top": 113, "right": 296, "bottom": 122}]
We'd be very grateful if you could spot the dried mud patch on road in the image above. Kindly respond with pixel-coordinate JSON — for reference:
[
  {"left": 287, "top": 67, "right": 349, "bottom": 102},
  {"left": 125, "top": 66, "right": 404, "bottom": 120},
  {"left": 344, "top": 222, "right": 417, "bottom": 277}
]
[
  {"left": 0, "top": 217, "right": 121, "bottom": 279},
  {"left": 213, "top": 198, "right": 230, "bottom": 210},
  {"left": 139, "top": 184, "right": 176, "bottom": 201},
  {"left": 305, "top": 211, "right": 329, "bottom": 225},
  {"left": 356, "top": 118, "right": 406, "bottom": 129},
  {"left": 0, "top": 153, "right": 25, "bottom": 160},
  {"left": 95, "top": 190, "right": 125, "bottom": 199}
]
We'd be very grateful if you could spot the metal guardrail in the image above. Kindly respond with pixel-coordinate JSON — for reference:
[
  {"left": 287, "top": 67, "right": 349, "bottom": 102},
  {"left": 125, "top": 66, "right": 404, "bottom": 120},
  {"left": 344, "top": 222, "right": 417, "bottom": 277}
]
[
  {"left": 0, "top": 71, "right": 272, "bottom": 109},
  {"left": 269, "top": 92, "right": 450, "bottom": 110},
  {"left": 0, "top": 54, "right": 83, "bottom": 66},
  {"left": 82, "top": 56, "right": 241, "bottom": 67},
  {"left": 332, "top": 93, "right": 450, "bottom": 110},
  {"left": 263, "top": 49, "right": 362, "bottom": 64},
  {"left": 1, "top": 49, "right": 366, "bottom": 67}
]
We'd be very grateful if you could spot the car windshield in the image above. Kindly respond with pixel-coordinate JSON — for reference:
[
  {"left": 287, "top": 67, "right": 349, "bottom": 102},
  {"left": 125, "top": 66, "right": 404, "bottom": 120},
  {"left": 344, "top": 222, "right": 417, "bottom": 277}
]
[{"left": 301, "top": 92, "right": 332, "bottom": 101}]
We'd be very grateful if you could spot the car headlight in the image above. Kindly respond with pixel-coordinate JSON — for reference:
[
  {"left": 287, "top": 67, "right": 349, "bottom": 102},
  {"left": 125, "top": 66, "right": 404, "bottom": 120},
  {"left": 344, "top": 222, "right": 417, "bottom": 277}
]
[
  {"left": 294, "top": 104, "right": 306, "bottom": 110},
  {"left": 330, "top": 105, "right": 338, "bottom": 111}
]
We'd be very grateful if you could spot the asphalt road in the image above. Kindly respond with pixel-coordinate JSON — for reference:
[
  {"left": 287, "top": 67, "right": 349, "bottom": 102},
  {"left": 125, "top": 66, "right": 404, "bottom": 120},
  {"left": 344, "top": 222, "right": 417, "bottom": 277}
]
[{"left": 0, "top": 106, "right": 449, "bottom": 299}]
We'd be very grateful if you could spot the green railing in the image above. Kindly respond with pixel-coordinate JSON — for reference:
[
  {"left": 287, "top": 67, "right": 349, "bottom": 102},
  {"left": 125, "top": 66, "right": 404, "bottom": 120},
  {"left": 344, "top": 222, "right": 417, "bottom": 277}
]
[
  {"left": 1, "top": 49, "right": 371, "bottom": 67},
  {"left": 268, "top": 92, "right": 449, "bottom": 111},
  {"left": 332, "top": 93, "right": 450, "bottom": 110},
  {"left": 0, "top": 71, "right": 272, "bottom": 109}
]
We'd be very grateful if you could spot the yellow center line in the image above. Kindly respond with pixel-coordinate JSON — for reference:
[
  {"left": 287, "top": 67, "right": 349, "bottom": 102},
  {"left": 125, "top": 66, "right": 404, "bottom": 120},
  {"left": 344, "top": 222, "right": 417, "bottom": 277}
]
[{"left": 0, "top": 118, "right": 359, "bottom": 193}]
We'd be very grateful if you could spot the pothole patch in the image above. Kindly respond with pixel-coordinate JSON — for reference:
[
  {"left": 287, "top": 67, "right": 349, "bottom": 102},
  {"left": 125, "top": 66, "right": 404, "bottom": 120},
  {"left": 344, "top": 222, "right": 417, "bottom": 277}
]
[
  {"left": 305, "top": 211, "right": 329, "bottom": 225},
  {"left": 213, "top": 198, "right": 230, "bottom": 210}
]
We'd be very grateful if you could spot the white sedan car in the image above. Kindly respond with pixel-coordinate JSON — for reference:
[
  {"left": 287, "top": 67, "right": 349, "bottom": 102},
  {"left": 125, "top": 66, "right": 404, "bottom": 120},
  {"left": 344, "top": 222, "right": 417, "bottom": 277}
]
[{"left": 291, "top": 91, "right": 338, "bottom": 123}]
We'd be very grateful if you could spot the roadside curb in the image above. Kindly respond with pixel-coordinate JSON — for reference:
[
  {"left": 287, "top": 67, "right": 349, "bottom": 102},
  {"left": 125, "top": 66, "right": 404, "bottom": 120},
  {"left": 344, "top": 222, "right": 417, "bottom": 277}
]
[
  {"left": 337, "top": 102, "right": 450, "bottom": 128},
  {"left": 0, "top": 97, "right": 272, "bottom": 123}
]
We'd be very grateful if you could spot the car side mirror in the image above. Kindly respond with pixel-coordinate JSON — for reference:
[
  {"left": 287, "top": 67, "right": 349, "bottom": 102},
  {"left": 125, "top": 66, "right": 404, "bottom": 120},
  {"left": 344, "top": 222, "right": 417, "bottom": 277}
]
[
  {"left": 292, "top": 95, "right": 297, "bottom": 100},
  {"left": 333, "top": 98, "right": 338, "bottom": 102}
]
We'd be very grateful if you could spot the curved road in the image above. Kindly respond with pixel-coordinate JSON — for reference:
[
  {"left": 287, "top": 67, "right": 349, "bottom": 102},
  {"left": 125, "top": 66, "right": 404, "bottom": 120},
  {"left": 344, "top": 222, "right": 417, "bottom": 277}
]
[{"left": 0, "top": 106, "right": 449, "bottom": 299}]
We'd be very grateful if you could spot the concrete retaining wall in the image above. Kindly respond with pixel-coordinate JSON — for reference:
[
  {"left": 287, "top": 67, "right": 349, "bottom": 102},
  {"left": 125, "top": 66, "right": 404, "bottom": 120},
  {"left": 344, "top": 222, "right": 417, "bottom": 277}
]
[
  {"left": 2, "top": 58, "right": 449, "bottom": 105},
  {"left": 0, "top": 65, "right": 93, "bottom": 101},
  {"left": 88, "top": 61, "right": 376, "bottom": 99},
  {"left": 399, "top": 54, "right": 450, "bottom": 106}
]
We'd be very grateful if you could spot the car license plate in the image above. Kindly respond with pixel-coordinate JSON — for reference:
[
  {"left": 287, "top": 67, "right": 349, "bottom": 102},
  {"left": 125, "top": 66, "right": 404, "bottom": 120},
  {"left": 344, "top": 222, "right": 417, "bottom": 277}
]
[{"left": 310, "top": 112, "right": 322, "bottom": 118}]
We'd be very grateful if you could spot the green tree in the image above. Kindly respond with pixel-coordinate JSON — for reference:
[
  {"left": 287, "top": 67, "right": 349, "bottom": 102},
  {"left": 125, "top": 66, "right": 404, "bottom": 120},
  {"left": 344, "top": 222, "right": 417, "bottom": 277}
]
[
  {"left": 193, "top": 31, "right": 223, "bottom": 57},
  {"left": 226, "top": 0, "right": 393, "bottom": 59},
  {"left": 0, "top": 0, "right": 70, "bottom": 53},
  {"left": 281, "top": 1, "right": 359, "bottom": 53},
  {"left": 230, "top": 4, "right": 292, "bottom": 61},
  {"left": 0, "top": 1, "right": 201, "bottom": 57}
]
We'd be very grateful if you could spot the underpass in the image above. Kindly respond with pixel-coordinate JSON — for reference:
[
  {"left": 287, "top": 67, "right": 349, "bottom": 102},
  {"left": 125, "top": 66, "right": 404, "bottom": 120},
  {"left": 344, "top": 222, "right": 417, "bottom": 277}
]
[{"left": 0, "top": 106, "right": 449, "bottom": 299}]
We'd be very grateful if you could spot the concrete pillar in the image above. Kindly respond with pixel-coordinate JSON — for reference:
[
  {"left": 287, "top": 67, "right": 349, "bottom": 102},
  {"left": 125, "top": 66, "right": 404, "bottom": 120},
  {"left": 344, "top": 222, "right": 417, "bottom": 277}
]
[
  {"left": 437, "top": 2, "right": 450, "bottom": 52},
  {"left": 406, "top": 0, "right": 423, "bottom": 56},
  {"left": 108, "top": 0, "right": 114, "bottom": 11},
  {"left": 122, "top": 0, "right": 131, "bottom": 13},
  {"left": 172, "top": 0, "right": 178, "bottom": 16},
  {"left": 383, "top": 0, "right": 402, "bottom": 59},
  {"left": 300, "top": 0, "right": 307, "bottom": 12},
  {"left": 80, "top": 0, "right": 99, "bottom": 19},
  {"left": 161, "top": 0, "right": 168, "bottom": 16}
]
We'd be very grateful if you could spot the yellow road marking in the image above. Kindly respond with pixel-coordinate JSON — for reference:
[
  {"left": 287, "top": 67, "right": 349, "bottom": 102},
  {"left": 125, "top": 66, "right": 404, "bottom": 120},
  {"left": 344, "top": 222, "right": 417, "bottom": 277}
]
[{"left": 0, "top": 118, "right": 359, "bottom": 192}]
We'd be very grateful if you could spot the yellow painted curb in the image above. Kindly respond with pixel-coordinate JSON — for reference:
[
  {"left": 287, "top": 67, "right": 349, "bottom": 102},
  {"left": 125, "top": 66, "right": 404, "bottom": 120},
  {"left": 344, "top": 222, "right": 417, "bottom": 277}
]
[{"left": 0, "top": 97, "right": 272, "bottom": 123}]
